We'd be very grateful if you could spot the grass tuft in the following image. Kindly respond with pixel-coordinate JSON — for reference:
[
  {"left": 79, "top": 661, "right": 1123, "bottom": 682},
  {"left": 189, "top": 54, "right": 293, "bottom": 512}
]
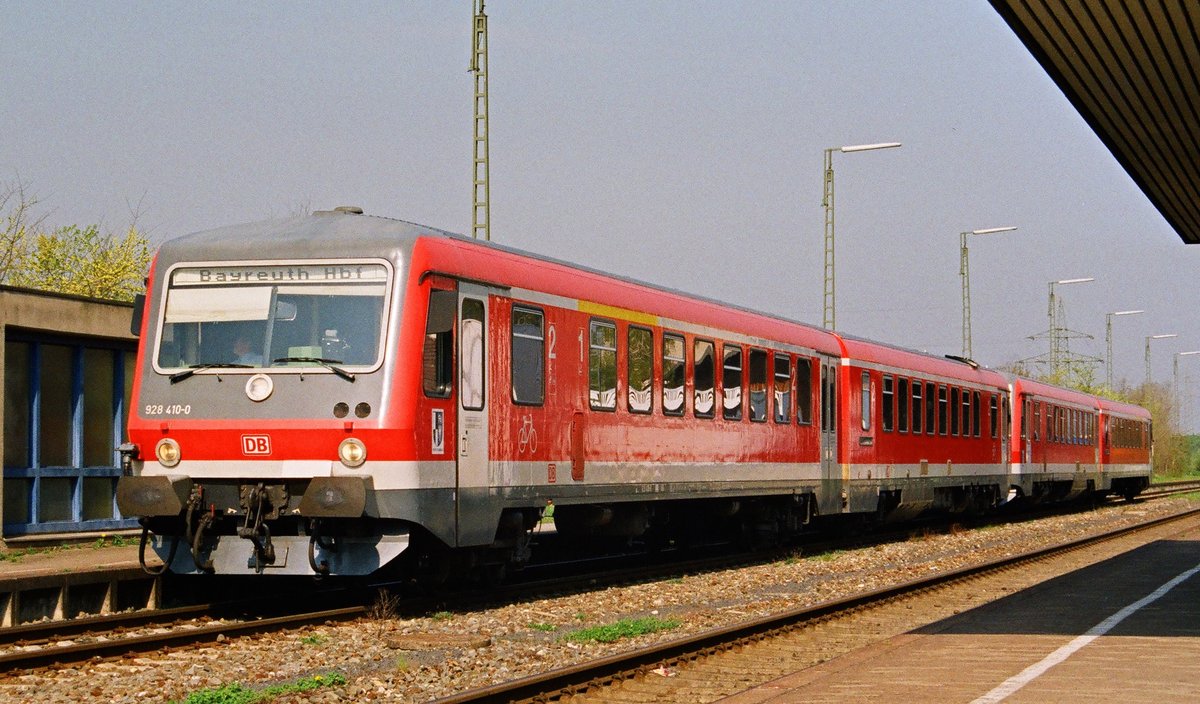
[
  {"left": 563, "top": 616, "right": 680, "bottom": 644},
  {"left": 174, "top": 673, "right": 346, "bottom": 704}
]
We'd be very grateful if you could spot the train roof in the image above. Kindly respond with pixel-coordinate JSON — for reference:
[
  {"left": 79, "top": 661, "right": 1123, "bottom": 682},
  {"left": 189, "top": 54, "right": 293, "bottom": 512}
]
[
  {"left": 155, "top": 210, "right": 842, "bottom": 354},
  {"left": 154, "top": 210, "right": 457, "bottom": 266},
  {"left": 835, "top": 334, "right": 1009, "bottom": 387},
  {"left": 1008, "top": 376, "right": 1102, "bottom": 408},
  {"left": 1096, "top": 396, "right": 1153, "bottom": 420}
]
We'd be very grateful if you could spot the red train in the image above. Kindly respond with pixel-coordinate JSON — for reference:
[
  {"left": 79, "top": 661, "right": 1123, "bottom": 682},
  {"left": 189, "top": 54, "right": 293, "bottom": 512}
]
[{"left": 115, "top": 210, "right": 1151, "bottom": 577}]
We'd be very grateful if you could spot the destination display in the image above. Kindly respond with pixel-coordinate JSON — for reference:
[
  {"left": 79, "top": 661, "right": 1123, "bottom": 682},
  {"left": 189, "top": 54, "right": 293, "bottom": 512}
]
[{"left": 170, "top": 262, "right": 389, "bottom": 286}]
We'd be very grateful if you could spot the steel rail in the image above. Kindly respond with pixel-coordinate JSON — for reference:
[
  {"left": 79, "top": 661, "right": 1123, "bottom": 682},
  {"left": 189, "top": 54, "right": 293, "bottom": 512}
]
[{"left": 0, "top": 605, "right": 367, "bottom": 672}]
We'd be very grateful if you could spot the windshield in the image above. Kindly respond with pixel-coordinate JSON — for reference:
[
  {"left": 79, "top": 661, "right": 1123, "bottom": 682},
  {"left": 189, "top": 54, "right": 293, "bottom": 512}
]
[{"left": 155, "top": 261, "right": 391, "bottom": 371}]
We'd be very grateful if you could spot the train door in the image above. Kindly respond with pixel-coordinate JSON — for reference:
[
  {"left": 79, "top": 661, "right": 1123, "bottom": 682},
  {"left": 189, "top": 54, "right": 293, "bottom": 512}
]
[
  {"left": 1021, "top": 396, "right": 1032, "bottom": 465},
  {"left": 1000, "top": 394, "right": 1011, "bottom": 474},
  {"left": 819, "top": 356, "right": 841, "bottom": 512},
  {"left": 456, "top": 285, "right": 490, "bottom": 543}
]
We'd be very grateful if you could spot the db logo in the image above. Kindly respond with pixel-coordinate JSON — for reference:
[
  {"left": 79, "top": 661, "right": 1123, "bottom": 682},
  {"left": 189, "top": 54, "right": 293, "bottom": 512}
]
[{"left": 241, "top": 435, "right": 272, "bottom": 455}]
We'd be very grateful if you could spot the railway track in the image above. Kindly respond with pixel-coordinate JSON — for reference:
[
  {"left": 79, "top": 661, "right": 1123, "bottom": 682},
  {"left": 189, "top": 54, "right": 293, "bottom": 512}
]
[
  {"left": 433, "top": 506, "right": 1200, "bottom": 704},
  {"left": 1143, "top": 478, "right": 1200, "bottom": 498},
  {"left": 0, "top": 490, "right": 1189, "bottom": 675}
]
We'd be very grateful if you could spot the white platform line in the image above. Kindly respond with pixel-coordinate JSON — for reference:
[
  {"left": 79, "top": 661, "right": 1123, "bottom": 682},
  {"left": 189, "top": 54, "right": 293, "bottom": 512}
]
[{"left": 970, "top": 561, "right": 1200, "bottom": 704}]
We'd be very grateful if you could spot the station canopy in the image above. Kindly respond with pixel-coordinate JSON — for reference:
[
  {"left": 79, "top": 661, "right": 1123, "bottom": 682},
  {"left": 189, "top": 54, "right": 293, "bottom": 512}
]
[{"left": 990, "top": 0, "right": 1200, "bottom": 244}]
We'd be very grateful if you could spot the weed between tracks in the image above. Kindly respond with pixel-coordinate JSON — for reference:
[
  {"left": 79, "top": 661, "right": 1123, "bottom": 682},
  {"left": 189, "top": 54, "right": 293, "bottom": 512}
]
[
  {"left": 564, "top": 616, "right": 680, "bottom": 644},
  {"left": 172, "top": 672, "right": 346, "bottom": 704}
]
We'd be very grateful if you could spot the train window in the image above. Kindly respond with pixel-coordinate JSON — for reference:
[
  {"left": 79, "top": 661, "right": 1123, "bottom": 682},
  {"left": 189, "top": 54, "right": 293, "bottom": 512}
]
[
  {"left": 860, "top": 371, "right": 871, "bottom": 431},
  {"left": 662, "top": 332, "right": 686, "bottom": 416},
  {"left": 1032, "top": 402, "right": 1040, "bottom": 441},
  {"left": 897, "top": 378, "right": 909, "bottom": 433},
  {"left": 881, "top": 375, "right": 894, "bottom": 432},
  {"left": 627, "top": 327, "right": 653, "bottom": 414},
  {"left": 796, "top": 357, "right": 813, "bottom": 425},
  {"left": 937, "top": 385, "right": 948, "bottom": 435},
  {"left": 422, "top": 291, "right": 456, "bottom": 398},
  {"left": 694, "top": 339, "right": 715, "bottom": 419},
  {"left": 911, "top": 379, "right": 923, "bottom": 434},
  {"left": 989, "top": 395, "right": 999, "bottom": 438},
  {"left": 510, "top": 306, "right": 543, "bottom": 406},
  {"left": 829, "top": 363, "right": 838, "bottom": 430},
  {"left": 820, "top": 365, "right": 829, "bottom": 431},
  {"left": 159, "top": 262, "right": 390, "bottom": 372},
  {"left": 723, "top": 344, "right": 744, "bottom": 421},
  {"left": 950, "top": 388, "right": 960, "bottom": 436},
  {"left": 961, "top": 389, "right": 971, "bottom": 437},
  {"left": 773, "top": 353, "right": 791, "bottom": 423},
  {"left": 589, "top": 320, "right": 617, "bottom": 411},
  {"left": 972, "top": 391, "right": 981, "bottom": 437},
  {"left": 462, "top": 299, "right": 487, "bottom": 410},
  {"left": 749, "top": 348, "right": 768, "bottom": 422},
  {"left": 925, "top": 382, "right": 936, "bottom": 435}
]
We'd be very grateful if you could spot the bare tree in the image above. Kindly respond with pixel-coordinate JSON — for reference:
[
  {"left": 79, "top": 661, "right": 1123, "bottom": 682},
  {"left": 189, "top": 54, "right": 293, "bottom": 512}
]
[{"left": 0, "top": 178, "right": 46, "bottom": 283}]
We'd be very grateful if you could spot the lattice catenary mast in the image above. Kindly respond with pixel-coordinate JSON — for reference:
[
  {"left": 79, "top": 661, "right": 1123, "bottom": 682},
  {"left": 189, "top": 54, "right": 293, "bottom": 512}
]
[{"left": 469, "top": 0, "right": 490, "bottom": 241}]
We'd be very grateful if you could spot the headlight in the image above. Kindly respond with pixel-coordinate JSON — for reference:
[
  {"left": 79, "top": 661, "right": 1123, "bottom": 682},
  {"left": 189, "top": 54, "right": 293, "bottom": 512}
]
[
  {"left": 338, "top": 438, "right": 366, "bottom": 467},
  {"left": 155, "top": 438, "right": 181, "bottom": 467}
]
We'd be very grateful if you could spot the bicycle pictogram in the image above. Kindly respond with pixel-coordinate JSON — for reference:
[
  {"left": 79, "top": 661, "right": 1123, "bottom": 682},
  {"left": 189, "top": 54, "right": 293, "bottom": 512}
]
[{"left": 518, "top": 415, "right": 537, "bottom": 454}]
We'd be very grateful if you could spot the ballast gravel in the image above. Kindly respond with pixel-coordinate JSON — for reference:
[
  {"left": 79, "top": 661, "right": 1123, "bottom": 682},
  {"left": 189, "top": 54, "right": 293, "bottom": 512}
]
[{"left": 0, "top": 497, "right": 1194, "bottom": 703}]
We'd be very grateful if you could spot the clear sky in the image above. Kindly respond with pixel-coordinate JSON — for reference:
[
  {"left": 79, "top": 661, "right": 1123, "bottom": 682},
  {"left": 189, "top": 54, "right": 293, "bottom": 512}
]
[{"left": 3, "top": 2, "right": 1199, "bottom": 423}]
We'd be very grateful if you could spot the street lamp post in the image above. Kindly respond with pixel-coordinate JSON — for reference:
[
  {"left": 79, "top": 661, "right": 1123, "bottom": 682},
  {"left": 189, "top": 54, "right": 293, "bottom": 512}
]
[
  {"left": 1174, "top": 350, "right": 1200, "bottom": 389},
  {"left": 822, "top": 141, "right": 901, "bottom": 330},
  {"left": 1047, "top": 278, "right": 1094, "bottom": 376},
  {"left": 1175, "top": 351, "right": 1200, "bottom": 429},
  {"left": 1145, "top": 334, "right": 1178, "bottom": 386},
  {"left": 1105, "top": 309, "right": 1144, "bottom": 390},
  {"left": 959, "top": 226, "right": 1017, "bottom": 359}
]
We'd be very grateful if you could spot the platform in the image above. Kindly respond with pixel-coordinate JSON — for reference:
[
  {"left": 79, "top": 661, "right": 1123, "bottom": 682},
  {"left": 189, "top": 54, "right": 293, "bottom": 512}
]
[
  {"left": 723, "top": 524, "right": 1200, "bottom": 703},
  {"left": 0, "top": 534, "right": 160, "bottom": 625}
]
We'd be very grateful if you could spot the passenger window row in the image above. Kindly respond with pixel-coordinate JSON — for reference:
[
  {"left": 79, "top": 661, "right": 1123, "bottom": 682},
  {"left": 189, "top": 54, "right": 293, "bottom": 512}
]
[
  {"left": 508, "top": 310, "right": 819, "bottom": 424},
  {"left": 1030, "top": 401, "right": 1097, "bottom": 446},
  {"left": 1110, "top": 417, "right": 1148, "bottom": 449},
  {"left": 872, "top": 372, "right": 999, "bottom": 439}
]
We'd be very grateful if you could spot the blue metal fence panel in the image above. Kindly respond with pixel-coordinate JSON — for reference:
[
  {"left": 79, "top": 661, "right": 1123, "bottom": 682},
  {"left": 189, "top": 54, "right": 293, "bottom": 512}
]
[{"left": 3, "top": 335, "right": 138, "bottom": 537}]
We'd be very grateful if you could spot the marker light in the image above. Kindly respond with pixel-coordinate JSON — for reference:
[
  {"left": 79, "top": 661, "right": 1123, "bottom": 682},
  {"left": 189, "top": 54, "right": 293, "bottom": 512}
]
[
  {"left": 155, "top": 438, "right": 181, "bottom": 467},
  {"left": 245, "top": 374, "right": 274, "bottom": 402},
  {"left": 338, "top": 438, "right": 367, "bottom": 468}
]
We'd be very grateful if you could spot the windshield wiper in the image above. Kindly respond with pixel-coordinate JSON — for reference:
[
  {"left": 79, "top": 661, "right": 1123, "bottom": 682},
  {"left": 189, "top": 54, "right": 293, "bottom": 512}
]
[
  {"left": 272, "top": 357, "right": 355, "bottom": 382},
  {"left": 169, "top": 362, "right": 253, "bottom": 384}
]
